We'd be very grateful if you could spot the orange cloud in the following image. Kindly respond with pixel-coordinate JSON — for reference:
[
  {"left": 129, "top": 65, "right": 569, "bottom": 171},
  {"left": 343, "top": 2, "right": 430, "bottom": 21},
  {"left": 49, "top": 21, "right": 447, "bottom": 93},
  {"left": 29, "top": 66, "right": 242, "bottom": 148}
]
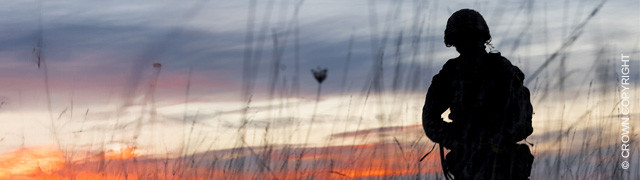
[{"left": 0, "top": 146, "right": 64, "bottom": 179}]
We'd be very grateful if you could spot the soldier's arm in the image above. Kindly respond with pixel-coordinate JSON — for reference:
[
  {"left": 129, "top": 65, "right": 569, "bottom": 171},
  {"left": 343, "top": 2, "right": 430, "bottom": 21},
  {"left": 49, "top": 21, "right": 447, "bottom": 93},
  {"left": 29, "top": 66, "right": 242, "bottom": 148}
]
[{"left": 422, "top": 68, "right": 457, "bottom": 149}]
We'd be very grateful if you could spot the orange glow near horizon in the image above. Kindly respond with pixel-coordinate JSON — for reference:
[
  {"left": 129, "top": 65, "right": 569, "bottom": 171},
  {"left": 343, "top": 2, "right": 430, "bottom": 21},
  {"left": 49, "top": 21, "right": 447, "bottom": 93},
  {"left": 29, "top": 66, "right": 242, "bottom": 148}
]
[
  {"left": 0, "top": 146, "right": 64, "bottom": 179},
  {"left": 0, "top": 141, "right": 442, "bottom": 180}
]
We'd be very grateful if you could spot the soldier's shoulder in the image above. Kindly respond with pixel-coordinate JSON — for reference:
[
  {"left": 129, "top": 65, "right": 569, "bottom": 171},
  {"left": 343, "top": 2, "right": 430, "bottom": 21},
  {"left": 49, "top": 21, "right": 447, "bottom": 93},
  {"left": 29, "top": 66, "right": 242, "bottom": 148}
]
[
  {"left": 442, "top": 57, "right": 463, "bottom": 71},
  {"left": 487, "top": 52, "right": 512, "bottom": 66},
  {"left": 488, "top": 52, "right": 525, "bottom": 81}
]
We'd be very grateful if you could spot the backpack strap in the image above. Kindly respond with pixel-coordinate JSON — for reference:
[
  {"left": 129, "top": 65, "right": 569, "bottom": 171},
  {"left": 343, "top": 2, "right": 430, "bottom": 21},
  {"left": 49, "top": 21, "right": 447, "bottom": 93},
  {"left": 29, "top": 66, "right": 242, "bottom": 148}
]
[
  {"left": 419, "top": 143, "right": 437, "bottom": 162},
  {"left": 440, "top": 144, "right": 454, "bottom": 180}
]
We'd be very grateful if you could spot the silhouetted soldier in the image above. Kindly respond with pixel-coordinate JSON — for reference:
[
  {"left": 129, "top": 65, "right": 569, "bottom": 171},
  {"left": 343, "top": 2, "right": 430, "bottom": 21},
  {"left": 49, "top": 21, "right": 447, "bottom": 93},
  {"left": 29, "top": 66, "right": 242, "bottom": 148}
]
[{"left": 422, "top": 9, "right": 534, "bottom": 180}]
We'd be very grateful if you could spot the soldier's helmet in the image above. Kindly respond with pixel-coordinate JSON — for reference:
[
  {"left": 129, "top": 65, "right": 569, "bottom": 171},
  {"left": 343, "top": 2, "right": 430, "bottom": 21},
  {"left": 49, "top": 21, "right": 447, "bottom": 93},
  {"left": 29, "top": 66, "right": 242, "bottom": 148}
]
[{"left": 444, "top": 9, "right": 491, "bottom": 47}]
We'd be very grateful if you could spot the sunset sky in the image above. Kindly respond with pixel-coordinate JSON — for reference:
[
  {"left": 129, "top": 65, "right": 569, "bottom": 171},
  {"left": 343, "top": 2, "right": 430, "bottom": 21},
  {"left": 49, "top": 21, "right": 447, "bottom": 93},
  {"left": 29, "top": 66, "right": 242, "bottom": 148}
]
[{"left": 0, "top": 0, "right": 639, "bottom": 179}]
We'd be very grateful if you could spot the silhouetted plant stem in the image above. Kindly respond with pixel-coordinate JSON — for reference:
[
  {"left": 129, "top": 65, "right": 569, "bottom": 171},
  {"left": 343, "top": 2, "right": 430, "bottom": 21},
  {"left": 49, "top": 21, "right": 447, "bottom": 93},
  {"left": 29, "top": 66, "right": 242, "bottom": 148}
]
[
  {"left": 304, "top": 82, "right": 322, "bottom": 143},
  {"left": 300, "top": 67, "right": 327, "bottom": 164}
]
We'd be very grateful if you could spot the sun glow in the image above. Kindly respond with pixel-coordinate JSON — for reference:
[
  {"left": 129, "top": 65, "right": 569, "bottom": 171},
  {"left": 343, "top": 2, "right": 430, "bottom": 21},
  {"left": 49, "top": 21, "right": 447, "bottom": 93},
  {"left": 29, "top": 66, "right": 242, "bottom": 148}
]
[{"left": 104, "top": 144, "right": 138, "bottom": 160}]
